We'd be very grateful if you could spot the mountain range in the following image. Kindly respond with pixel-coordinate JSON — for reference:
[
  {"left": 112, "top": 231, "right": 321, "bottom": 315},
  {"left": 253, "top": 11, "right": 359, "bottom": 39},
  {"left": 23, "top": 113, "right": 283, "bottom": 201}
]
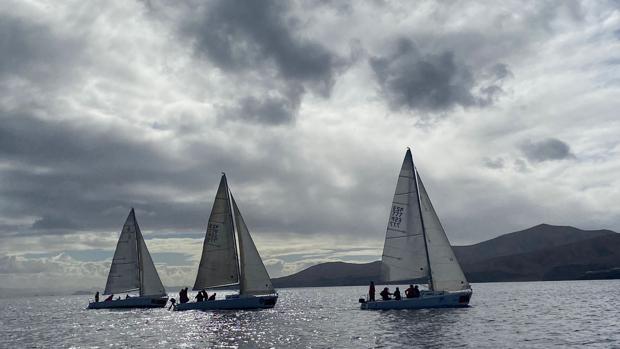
[{"left": 272, "top": 224, "right": 620, "bottom": 288}]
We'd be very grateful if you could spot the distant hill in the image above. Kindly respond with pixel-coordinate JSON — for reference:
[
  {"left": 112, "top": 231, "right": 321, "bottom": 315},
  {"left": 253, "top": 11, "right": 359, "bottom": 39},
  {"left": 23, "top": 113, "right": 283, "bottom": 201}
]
[
  {"left": 272, "top": 261, "right": 382, "bottom": 288},
  {"left": 464, "top": 233, "right": 620, "bottom": 282},
  {"left": 272, "top": 224, "right": 620, "bottom": 288},
  {"left": 453, "top": 224, "right": 614, "bottom": 265}
]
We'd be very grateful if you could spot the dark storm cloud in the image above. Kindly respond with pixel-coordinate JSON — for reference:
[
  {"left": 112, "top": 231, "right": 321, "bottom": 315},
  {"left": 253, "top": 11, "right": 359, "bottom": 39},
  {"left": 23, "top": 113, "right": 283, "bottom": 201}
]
[
  {"left": 0, "top": 108, "right": 390, "bottom": 240},
  {"left": 370, "top": 38, "right": 509, "bottom": 113},
  {"left": 180, "top": 0, "right": 345, "bottom": 124},
  {"left": 0, "top": 110, "right": 166, "bottom": 173},
  {"left": 0, "top": 14, "right": 81, "bottom": 81},
  {"left": 0, "top": 110, "right": 217, "bottom": 237},
  {"left": 520, "top": 138, "right": 576, "bottom": 163},
  {"left": 186, "top": 0, "right": 338, "bottom": 85}
]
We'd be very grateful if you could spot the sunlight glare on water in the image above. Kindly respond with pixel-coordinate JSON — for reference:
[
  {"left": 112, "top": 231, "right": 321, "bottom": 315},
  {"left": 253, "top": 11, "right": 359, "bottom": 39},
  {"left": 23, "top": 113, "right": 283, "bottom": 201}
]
[{"left": 1, "top": 280, "right": 619, "bottom": 348}]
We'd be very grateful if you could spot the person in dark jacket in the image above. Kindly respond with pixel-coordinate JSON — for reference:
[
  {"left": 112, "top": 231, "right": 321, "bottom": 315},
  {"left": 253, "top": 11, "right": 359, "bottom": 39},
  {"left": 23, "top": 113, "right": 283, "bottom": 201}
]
[
  {"left": 368, "top": 281, "right": 376, "bottom": 301},
  {"left": 195, "top": 291, "right": 204, "bottom": 302},
  {"left": 95, "top": 291, "right": 99, "bottom": 302},
  {"left": 412, "top": 285, "right": 420, "bottom": 298},
  {"left": 208, "top": 293, "right": 216, "bottom": 301},
  {"left": 179, "top": 287, "right": 189, "bottom": 304},
  {"left": 393, "top": 287, "right": 401, "bottom": 300},
  {"left": 104, "top": 294, "right": 114, "bottom": 301},
  {"left": 380, "top": 287, "right": 392, "bottom": 300}
]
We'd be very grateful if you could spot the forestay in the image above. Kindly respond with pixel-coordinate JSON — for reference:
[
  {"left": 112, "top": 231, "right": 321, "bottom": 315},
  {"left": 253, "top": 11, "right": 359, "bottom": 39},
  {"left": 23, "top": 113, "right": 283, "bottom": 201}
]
[
  {"left": 232, "top": 196, "right": 274, "bottom": 295},
  {"left": 381, "top": 149, "right": 430, "bottom": 282},
  {"left": 193, "top": 175, "right": 240, "bottom": 290},
  {"left": 417, "top": 173, "right": 470, "bottom": 291}
]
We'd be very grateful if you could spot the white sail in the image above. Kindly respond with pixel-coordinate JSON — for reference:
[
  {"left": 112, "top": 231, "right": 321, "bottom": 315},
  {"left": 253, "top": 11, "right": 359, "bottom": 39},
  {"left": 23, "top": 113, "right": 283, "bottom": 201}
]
[
  {"left": 381, "top": 149, "right": 430, "bottom": 282},
  {"left": 193, "top": 174, "right": 240, "bottom": 290},
  {"left": 136, "top": 228, "right": 167, "bottom": 297},
  {"left": 417, "top": 172, "right": 470, "bottom": 291},
  {"left": 232, "top": 196, "right": 274, "bottom": 295},
  {"left": 104, "top": 209, "right": 140, "bottom": 295}
]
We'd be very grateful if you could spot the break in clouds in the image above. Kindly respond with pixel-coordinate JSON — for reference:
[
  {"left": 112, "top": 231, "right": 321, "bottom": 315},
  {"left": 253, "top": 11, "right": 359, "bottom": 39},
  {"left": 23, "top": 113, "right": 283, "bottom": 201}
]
[{"left": 0, "top": 0, "right": 619, "bottom": 291}]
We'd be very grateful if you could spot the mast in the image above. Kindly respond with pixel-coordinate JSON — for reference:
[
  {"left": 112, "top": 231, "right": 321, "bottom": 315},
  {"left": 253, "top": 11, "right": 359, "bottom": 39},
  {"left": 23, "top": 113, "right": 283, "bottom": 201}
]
[
  {"left": 412, "top": 156, "right": 434, "bottom": 291},
  {"left": 223, "top": 173, "right": 242, "bottom": 290},
  {"left": 133, "top": 208, "right": 144, "bottom": 297}
]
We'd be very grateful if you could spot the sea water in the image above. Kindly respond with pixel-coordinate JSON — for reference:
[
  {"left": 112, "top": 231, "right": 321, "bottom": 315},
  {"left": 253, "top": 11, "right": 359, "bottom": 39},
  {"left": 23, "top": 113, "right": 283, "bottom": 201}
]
[{"left": 1, "top": 280, "right": 618, "bottom": 348}]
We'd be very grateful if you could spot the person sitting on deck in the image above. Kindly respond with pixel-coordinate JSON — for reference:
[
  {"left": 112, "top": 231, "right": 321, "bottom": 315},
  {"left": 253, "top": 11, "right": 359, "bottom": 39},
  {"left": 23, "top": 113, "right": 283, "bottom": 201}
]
[
  {"left": 393, "top": 287, "right": 401, "bottom": 300},
  {"left": 405, "top": 285, "right": 415, "bottom": 298},
  {"left": 368, "top": 281, "right": 375, "bottom": 302},
  {"left": 380, "top": 287, "right": 392, "bottom": 300},
  {"left": 104, "top": 294, "right": 113, "bottom": 301},
  {"left": 412, "top": 285, "right": 420, "bottom": 298},
  {"left": 168, "top": 298, "right": 176, "bottom": 310},
  {"left": 208, "top": 293, "right": 216, "bottom": 301},
  {"left": 195, "top": 291, "right": 204, "bottom": 302},
  {"left": 95, "top": 291, "right": 99, "bottom": 302},
  {"left": 179, "top": 287, "right": 189, "bottom": 304},
  {"left": 126, "top": 294, "right": 131, "bottom": 299}
]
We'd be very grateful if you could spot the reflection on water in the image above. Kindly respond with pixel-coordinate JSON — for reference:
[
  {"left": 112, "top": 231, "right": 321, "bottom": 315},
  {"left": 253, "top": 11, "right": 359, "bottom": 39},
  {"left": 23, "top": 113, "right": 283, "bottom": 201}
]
[{"left": 1, "top": 280, "right": 619, "bottom": 348}]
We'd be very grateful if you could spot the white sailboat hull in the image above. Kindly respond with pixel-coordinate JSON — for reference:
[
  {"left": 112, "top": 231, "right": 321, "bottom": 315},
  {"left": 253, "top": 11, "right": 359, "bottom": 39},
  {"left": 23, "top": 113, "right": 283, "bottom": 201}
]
[
  {"left": 87, "top": 296, "right": 168, "bottom": 309},
  {"left": 174, "top": 294, "right": 278, "bottom": 311},
  {"left": 360, "top": 290, "right": 472, "bottom": 310}
]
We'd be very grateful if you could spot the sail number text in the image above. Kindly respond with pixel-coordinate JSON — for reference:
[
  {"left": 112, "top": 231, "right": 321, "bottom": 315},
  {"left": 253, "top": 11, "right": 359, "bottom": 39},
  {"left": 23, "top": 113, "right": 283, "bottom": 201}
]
[
  {"left": 206, "top": 223, "right": 220, "bottom": 242},
  {"left": 390, "top": 205, "right": 404, "bottom": 228}
]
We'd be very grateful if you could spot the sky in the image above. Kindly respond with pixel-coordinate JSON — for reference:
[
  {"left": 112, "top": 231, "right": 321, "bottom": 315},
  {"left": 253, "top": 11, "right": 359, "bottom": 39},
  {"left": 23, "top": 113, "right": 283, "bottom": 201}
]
[{"left": 0, "top": 0, "right": 619, "bottom": 292}]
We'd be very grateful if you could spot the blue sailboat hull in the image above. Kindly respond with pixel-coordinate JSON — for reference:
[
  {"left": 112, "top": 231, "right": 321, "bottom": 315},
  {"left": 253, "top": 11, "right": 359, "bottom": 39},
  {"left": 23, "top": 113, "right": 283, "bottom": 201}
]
[
  {"left": 87, "top": 296, "right": 168, "bottom": 309},
  {"left": 174, "top": 294, "right": 278, "bottom": 311},
  {"left": 360, "top": 289, "right": 472, "bottom": 310}
]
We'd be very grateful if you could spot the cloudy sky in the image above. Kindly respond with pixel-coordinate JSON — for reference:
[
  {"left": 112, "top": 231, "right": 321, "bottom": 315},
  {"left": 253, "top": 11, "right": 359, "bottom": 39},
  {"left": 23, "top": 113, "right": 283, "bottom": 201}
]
[{"left": 1, "top": 0, "right": 619, "bottom": 292}]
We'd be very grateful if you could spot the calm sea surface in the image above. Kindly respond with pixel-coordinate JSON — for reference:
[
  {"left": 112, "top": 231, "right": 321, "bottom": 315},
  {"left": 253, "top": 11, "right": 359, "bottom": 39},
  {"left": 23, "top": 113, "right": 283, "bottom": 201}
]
[{"left": 1, "top": 280, "right": 619, "bottom": 348}]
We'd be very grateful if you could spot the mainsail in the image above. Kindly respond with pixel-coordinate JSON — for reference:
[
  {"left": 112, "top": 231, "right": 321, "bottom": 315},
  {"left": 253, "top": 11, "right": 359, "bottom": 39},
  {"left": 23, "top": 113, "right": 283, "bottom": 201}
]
[
  {"left": 193, "top": 175, "right": 240, "bottom": 290},
  {"left": 104, "top": 210, "right": 140, "bottom": 295},
  {"left": 417, "top": 173, "right": 470, "bottom": 291},
  {"left": 381, "top": 149, "right": 430, "bottom": 282},
  {"left": 232, "top": 195, "right": 275, "bottom": 295},
  {"left": 104, "top": 209, "right": 167, "bottom": 296}
]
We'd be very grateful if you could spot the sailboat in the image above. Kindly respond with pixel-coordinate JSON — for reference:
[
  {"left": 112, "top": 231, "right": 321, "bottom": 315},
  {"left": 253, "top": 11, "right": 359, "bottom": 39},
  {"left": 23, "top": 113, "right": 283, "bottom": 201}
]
[
  {"left": 360, "top": 149, "right": 472, "bottom": 310},
  {"left": 88, "top": 208, "right": 168, "bottom": 309},
  {"left": 174, "top": 173, "right": 277, "bottom": 311}
]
